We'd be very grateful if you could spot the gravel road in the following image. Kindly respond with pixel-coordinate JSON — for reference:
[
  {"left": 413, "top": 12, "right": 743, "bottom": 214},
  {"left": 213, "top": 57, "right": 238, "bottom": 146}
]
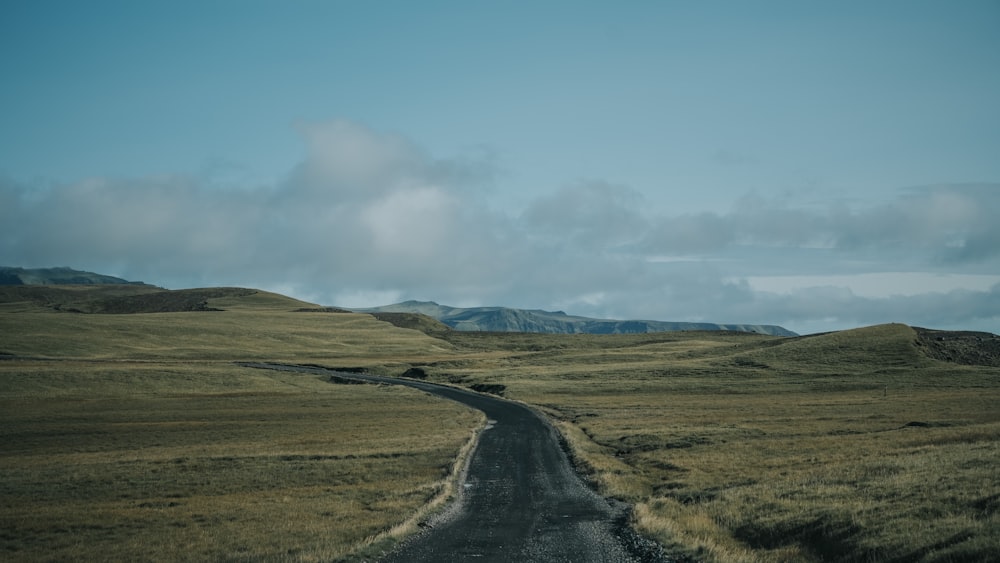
[{"left": 241, "top": 363, "right": 673, "bottom": 563}]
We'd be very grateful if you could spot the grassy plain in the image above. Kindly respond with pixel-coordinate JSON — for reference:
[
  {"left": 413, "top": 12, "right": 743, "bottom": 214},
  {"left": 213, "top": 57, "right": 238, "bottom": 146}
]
[
  {"left": 2, "top": 286, "right": 998, "bottom": 562},
  {"left": 0, "top": 289, "right": 482, "bottom": 561},
  {"left": 433, "top": 326, "right": 1000, "bottom": 562}
]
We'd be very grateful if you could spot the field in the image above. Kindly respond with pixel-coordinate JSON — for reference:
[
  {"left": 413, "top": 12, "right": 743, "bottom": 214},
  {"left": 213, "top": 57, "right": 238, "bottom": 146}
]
[
  {"left": 2, "top": 285, "right": 999, "bottom": 561},
  {"left": 0, "top": 288, "right": 483, "bottom": 561},
  {"left": 432, "top": 327, "right": 1000, "bottom": 562}
]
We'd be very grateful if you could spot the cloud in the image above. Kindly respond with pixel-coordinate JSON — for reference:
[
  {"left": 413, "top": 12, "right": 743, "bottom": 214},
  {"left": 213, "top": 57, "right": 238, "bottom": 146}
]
[
  {"left": 287, "top": 119, "right": 426, "bottom": 202},
  {"left": 741, "top": 284, "right": 1000, "bottom": 334},
  {"left": 830, "top": 185, "right": 1000, "bottom": 262},
  {"left": 285, "top": 119, "right": 494, "bottom": 204},
  {"left": 362, "top": 186, "right": 456, "bottom": 258},
  {"left": 3, "top": 175, "right": 262, "bottom": 277},
  {"left": 520, "top": 180, "right": 647, "bottom": 249},
  {"left": 641, "top": 212, "right": 736, "bottom": 254},
  {"left": 634, "top": 184, "right": 1000, "bottom": 266},
  {"left": 267, "top": 121, "right": 522, "bottom": 296},
  {"left": 2, "top": 120, "right": 998, "bottom": 334},
  {"left": 1, "top": 120, "right": 510, "bottom": 292}
]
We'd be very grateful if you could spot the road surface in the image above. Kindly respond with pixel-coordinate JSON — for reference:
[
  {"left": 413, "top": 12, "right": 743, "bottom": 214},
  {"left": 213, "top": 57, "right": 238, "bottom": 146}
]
[{"left": 242, "top": 363, "right": 671, "bottom": 562}]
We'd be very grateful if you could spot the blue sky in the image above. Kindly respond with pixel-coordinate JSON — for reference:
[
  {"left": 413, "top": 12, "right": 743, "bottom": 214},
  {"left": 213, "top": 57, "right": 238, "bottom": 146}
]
[{"left": 2, "top": 1, "right": 999, "bottom": 334}]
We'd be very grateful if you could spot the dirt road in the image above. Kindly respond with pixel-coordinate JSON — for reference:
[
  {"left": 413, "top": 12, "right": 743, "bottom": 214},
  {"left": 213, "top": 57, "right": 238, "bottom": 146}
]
[{"left": 244, "top": 364, "right": 670, "bottom": 562}]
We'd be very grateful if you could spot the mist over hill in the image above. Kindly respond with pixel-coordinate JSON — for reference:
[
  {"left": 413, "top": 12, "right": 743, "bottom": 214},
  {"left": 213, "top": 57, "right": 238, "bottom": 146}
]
[{"left": 356, "top": 300, "right": 798, "bottom": 337}]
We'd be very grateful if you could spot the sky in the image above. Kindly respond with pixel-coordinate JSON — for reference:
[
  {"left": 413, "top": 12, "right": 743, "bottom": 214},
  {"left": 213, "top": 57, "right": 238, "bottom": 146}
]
[{"left": 2, "top": 1, "right": 999, "bottom": 335}]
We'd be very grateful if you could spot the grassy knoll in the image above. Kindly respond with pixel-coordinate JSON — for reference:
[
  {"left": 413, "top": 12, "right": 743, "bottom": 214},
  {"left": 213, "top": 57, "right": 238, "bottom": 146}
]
[
  {"left": 433, "top": 325, "right": 1000, "bottom": 562},
  {"left": 0, "top": 287, "right": 482, "bottom": 561}
]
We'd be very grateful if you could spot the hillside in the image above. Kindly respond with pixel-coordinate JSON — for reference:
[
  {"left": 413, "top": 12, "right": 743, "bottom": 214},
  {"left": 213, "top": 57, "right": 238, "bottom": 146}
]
[
  {"left": 2, "top": 280, "right": 998, "bottom": 562},
  {"left": 0, "top": 284, "right": 471, "bottom": 561},
  {"left": 3, "top": 268, "right": 796, "bottom": 335},
  {"left": 915, "top": 326, "right": 1000, "bottom": 367},
  {"left": 0, "top": 266, "right": 149, "bottom": 286},
  {"left": 369, "top": 312, "right": 453, "bottom": 337},
  {"left": 357, "top": 300, "right": 798, "bottom": 336},
  {"left": 0, "top": 285, "right": 317, "bottom": 314}
]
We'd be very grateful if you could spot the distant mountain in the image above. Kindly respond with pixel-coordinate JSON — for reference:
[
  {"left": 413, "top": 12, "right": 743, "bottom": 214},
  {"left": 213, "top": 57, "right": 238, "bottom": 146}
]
[
  {"left": 356, "top": 300, "right": 798, "bottom": 337},
  {"left": 0, "top": 266, "right": 148, "bottom": 286}
]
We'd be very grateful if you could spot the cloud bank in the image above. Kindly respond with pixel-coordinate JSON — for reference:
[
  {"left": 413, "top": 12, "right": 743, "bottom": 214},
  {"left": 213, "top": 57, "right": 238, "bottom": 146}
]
[{"left": 2, "top": 119, "right": 998, "bottom": 334}]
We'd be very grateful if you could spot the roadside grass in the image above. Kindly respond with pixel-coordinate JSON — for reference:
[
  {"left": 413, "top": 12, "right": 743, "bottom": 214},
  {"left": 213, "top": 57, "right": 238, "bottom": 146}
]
[{"left": 437, "top": 325, "right": 1000, "bottom": 562}]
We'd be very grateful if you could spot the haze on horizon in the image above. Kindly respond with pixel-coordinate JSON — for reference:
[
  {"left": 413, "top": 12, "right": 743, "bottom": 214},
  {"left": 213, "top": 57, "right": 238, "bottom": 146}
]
[{"left": 2, "top": 1, "right": 999, "bottom": 335}]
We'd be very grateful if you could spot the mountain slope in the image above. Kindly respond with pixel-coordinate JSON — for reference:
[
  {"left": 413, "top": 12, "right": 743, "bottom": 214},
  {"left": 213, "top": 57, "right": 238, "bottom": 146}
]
[
  {"left": 356, "top": 300, "right": 798, "bottom": 336},
  {"left": 0, "top": 285, "right": 319, "bottom": 314},
  {"left": 0, "top": 266, "right": 148, "bottom": 286}
]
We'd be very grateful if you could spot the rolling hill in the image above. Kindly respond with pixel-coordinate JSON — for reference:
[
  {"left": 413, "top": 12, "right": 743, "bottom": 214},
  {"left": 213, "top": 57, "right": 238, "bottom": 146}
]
[
  {"left": 355, "top": 300, "right": 798, "bottom": 336},
  {"left": 0, "top": 283, "right": 317, "bottom": 314},
  {"left": 2, "top": 268, "right": 997, "bottom": 562},
  {"left": 2, "top": 267, "right": 797, "bottom": 335},
  {"left": 0, "top": 266, "right": 149, "bottom": 286}
]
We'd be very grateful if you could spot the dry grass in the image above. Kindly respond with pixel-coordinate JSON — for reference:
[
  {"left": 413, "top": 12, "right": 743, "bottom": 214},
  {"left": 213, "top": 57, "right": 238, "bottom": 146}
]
[
  {"left": 0, "top": 361, "right": 483, "bottom": 562},
  {"left": 4, "top": 286, "right": 999, "bottom": 562},
  {"left": 0, "top": 289, "right": 483, "bottom": 561},
  {"left": 0, "top": 309, "right": 456, "bottom": 364},
  {"left": 436, "top": 325, "right": 1000, "bottom": 562}
]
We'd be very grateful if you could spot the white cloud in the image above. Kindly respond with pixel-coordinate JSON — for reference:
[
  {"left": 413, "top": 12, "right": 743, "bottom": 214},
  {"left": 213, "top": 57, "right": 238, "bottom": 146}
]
[
  {"left": 288, "top": 119, "right": 425, "bottom": 202},
  {"left": 2, "top": 121, "right": 998, "bottom": 334},
  {"left": 741, "top": 273, "right": 1000, "bottom": 299},
  {"left": 521, "top": 180, "right": 647, "bottom": 249},
  {"left": 361, "top": 186, "right": 457, "bottom": 258},
  {"left": 641, "top": 212, "right": 735, "bottom": 253}
]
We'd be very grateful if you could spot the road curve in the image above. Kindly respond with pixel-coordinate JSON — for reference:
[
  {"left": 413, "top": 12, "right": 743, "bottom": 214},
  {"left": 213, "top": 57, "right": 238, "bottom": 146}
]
[{"left": 240, "top": 363, "right": 671, "bottom": 563}]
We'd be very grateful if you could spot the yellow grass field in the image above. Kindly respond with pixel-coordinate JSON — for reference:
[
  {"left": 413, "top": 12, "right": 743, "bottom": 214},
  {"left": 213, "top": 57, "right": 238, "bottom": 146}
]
[
  {"left": 2, "top": 286, "right": 998, "bottom": 561},
  {"left": 0, "top": 289, "right": 483, "bottom": 561},
  {"left": 435, "top": 327, "right": 1000, "bottom": 562}
]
